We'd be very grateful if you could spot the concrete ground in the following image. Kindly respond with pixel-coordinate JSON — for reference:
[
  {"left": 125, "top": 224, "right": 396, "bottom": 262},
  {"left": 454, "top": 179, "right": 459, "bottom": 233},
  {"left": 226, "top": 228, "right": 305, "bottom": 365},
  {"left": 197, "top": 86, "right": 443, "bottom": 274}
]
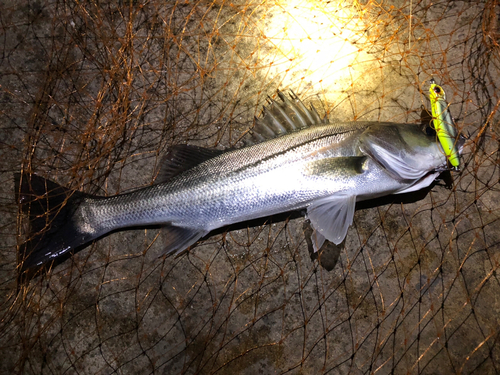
[{"left": 1, "top": 0, "right": 499, "bottom": 374}]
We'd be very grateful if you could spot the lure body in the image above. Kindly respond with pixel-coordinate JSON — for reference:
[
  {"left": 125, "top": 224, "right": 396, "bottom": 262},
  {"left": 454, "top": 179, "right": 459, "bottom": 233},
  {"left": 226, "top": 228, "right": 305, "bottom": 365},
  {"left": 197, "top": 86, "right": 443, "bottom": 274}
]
[{"left": 429, "top": 79, "right": 460, "bottom": 168}]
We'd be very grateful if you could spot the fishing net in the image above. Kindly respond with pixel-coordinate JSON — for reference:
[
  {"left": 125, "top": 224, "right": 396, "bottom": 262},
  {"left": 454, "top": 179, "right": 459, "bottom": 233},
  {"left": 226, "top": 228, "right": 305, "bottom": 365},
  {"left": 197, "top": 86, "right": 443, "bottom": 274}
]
[{"left": 1, "top": 0, "right": 499, "bottom": 373}]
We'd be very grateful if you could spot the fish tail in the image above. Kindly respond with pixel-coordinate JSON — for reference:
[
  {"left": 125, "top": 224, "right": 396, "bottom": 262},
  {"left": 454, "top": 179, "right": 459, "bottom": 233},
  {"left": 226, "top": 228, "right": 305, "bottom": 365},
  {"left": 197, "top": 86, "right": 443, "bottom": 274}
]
[{"left": 15, "top": 173, "right": 95, "bottom": 282}]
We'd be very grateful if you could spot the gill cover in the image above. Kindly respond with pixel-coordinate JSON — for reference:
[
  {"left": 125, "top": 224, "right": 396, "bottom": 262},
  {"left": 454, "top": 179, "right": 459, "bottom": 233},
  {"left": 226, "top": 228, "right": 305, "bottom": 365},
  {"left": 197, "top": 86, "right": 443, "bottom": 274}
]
[{"left": 359, "top": 123, "right": 446, "bottom": 181}]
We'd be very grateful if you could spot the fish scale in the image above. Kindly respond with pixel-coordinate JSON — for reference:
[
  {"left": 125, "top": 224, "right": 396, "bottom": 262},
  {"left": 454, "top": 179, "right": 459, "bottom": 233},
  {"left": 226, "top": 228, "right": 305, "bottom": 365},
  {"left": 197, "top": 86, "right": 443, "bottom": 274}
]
[{"left": 82, "top": 124, "right": 366, "bottom": 229}]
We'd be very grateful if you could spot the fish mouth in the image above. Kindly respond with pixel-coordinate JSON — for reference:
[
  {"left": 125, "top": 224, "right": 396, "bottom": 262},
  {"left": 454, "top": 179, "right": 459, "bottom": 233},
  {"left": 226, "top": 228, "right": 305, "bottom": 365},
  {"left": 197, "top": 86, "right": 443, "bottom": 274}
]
[
  {"left": 436, "top": 164, "right": 450, "bottom": 173},
  {"left": 457, "top": 133, "right": 466, "bottom": 154}
]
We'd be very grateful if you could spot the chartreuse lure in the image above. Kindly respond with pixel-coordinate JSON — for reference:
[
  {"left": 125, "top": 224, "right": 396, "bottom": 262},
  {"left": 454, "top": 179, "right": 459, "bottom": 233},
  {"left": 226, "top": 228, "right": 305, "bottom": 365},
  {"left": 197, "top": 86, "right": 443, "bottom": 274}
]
[{"left": 429, "top": 79, "right": 460, "bottom": 169}]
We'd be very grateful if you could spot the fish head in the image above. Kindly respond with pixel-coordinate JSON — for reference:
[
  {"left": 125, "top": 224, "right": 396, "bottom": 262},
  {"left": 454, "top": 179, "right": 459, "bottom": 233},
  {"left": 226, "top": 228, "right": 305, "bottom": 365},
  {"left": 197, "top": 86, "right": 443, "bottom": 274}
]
[{"left": 359, "top": 123, "right": 461, "bottom": 180}]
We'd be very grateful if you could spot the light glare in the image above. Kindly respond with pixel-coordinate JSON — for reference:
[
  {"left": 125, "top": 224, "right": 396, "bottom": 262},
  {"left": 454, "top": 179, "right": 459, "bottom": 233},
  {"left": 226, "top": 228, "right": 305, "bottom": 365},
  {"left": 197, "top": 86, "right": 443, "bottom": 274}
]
[{"left": 259, "top": 0, "right": 374, "bottom": 96}]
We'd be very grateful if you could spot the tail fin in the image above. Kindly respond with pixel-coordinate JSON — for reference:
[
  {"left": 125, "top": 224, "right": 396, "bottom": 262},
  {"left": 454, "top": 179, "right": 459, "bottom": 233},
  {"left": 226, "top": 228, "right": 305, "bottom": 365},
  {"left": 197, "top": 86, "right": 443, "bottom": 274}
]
[{"left": 15, "top": 174, "right": 95, "bottom": 283}]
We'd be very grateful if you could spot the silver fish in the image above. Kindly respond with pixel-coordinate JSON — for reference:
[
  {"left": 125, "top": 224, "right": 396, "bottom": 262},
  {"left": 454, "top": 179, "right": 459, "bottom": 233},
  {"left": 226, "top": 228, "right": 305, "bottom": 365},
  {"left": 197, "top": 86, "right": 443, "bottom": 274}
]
[{"left": 16, "top": 91, "right": 463, "bottom": 280}]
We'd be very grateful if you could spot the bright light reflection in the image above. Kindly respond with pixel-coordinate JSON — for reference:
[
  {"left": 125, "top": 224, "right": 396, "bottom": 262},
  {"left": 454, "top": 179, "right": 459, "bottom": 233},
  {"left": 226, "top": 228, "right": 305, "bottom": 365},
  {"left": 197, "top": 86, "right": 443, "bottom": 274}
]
[{"left": 258, "top": 0, "right": 374, "bottom": 98}]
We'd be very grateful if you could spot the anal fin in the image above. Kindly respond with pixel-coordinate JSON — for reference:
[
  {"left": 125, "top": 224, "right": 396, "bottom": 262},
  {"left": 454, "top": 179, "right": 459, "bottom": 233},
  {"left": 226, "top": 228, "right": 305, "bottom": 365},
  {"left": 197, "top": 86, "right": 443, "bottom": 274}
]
[{"left": 161, "top": 225, "right": 208, "bottom": 256}]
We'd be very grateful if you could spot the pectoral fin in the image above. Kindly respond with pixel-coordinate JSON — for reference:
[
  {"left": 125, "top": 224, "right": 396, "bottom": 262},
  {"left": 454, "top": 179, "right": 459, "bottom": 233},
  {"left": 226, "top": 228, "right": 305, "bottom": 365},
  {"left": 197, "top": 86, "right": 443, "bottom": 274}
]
[
  {"left": 307, "top": 195, "right": 356, "bottom": 245},
  {"left": 304, "top": 156, "right": 367, "bottom": 177}
]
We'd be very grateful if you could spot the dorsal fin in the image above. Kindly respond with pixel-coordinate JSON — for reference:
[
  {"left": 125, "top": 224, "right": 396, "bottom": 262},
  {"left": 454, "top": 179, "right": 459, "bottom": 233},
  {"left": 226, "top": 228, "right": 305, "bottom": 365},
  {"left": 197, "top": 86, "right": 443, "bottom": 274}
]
[
  {"left": 245, "top": 90, "right": 329, "bottom": 145},
  {"left": 156, "top": 145, "right": 225, "bottom": 183}
]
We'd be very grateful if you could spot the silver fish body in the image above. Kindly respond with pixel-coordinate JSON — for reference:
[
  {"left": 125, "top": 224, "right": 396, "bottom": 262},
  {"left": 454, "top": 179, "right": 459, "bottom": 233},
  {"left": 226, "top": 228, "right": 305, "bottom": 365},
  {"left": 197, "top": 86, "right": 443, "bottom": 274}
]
[
  {"left": 71, "top": 122, "right": 447, "bottom": 251},
  {"left": 82, "top": 123, "right": 372, "bottom": 231},
  {"left": 16, "top": 92, "right": 460, "bottom": 280}
]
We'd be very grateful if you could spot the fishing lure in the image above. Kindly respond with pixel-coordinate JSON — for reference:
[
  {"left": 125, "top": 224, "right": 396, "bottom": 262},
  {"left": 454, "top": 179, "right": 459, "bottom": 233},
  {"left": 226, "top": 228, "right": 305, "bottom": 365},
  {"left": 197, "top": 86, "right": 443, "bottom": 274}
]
[{"left": 429, "top": 79, "right": 460, "bottom": 169}]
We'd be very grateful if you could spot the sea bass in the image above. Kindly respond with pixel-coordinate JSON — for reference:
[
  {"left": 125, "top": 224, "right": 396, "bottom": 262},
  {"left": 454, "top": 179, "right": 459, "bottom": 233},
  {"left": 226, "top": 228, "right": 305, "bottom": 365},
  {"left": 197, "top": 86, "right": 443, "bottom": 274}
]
[{"left": 16, "top": 91, "right": 463, "bottom": 281}]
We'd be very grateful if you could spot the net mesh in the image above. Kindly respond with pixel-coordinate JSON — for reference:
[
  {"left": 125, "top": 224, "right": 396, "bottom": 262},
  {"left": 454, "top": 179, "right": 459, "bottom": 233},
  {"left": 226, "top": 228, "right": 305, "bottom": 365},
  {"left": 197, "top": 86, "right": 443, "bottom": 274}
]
[{"left": 1, "top": 0, "right": 499, "bottom": 373}]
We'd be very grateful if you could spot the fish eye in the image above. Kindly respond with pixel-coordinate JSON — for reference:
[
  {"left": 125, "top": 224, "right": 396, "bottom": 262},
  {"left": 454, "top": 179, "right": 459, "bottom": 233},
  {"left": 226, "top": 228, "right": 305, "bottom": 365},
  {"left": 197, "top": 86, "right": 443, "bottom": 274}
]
[{"left": 422, "top": 123, "right": 436, "bottom": 137}]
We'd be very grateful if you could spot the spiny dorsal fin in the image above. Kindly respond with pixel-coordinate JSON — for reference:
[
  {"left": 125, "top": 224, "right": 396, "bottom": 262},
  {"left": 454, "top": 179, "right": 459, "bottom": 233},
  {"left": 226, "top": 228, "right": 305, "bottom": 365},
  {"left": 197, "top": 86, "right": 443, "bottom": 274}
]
[
  {"left": 156, "top": 145, "right": 225, "bottom": 183},
  {"left": 245, "top": 90, "right": 329, "bottom": 145}
]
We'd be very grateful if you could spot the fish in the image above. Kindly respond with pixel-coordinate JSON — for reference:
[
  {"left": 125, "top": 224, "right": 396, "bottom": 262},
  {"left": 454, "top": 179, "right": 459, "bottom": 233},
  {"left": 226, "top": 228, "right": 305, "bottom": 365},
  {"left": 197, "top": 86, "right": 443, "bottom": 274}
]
[
  {"left": 429, "top": 79, "right": 460, "bottom": 169},
  {"left": 15, "top": 90, "right": 464, "bottom": 282}
]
